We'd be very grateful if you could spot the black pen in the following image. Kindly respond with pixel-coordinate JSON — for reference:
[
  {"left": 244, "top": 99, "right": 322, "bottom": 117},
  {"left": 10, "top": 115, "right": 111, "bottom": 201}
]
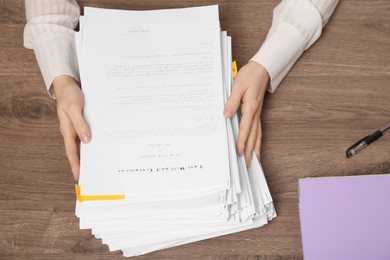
[{"left": 346, "top": 123, "right": 390, "bottom": 158}]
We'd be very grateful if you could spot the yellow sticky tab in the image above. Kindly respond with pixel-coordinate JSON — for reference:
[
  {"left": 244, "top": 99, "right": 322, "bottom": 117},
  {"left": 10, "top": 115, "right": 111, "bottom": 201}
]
[
  {"left": 75, "top": 184, "right": 125, "bottom": 202},
  {"left": 232, "top": 60, "right": 238, "bottom": 78}
]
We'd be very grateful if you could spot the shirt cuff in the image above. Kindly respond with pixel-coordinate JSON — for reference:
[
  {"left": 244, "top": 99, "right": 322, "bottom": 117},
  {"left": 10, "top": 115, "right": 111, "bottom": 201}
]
[
  {"left": 250, "top": 22, "right": 306, "bottom": 93},
  {"left": 32, "top": 31, "right": 80, "bottom": 98},
  {"left": 250, "top": 0, "right": 323, "bottom": 93}
]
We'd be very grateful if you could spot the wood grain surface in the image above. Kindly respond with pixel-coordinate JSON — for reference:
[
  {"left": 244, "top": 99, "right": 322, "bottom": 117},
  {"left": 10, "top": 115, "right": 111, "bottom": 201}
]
[{"left": 0, "top": 0, "right": 389, "bottom": 259}]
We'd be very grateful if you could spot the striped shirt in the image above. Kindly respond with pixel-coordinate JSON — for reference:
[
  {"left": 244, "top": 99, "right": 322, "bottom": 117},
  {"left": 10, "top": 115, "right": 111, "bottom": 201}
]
[{"left": 24, "top": 0, "right": 339, "bottom": 97}]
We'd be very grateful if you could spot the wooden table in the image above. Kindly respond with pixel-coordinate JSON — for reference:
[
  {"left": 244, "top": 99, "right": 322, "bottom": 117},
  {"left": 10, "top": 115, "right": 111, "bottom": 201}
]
[{"left": 1, "top": 1, "right": 389, "bottom": 259}]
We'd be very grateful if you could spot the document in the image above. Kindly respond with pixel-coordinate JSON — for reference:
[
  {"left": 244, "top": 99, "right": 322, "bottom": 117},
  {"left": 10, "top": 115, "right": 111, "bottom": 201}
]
[
  {"left": 75, "top": 5, "right": 276, "bottom": 257},
  {"left": 78, "top": 5, "right": 230, "bottom": 197}
]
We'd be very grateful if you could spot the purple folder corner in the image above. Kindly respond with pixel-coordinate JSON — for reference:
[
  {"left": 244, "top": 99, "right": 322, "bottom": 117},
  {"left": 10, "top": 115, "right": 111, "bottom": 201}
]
[{"left": 298, "top": 174, "right": 390, "bottom": 260}]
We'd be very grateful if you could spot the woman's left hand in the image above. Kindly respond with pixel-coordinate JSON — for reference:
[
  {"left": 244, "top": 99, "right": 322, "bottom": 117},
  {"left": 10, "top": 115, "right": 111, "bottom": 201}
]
[{"left": 224, "top": 61, "right": 270, "bottom": 166}]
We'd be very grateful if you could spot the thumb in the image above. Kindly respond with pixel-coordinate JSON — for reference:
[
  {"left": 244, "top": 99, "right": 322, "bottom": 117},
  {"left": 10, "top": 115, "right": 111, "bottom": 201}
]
[
  {"left": 67, "top": 108, "right": 91, "bottom": 144},
  {"left": 224, "top": 80, "right": 246, "bottom": 118}
]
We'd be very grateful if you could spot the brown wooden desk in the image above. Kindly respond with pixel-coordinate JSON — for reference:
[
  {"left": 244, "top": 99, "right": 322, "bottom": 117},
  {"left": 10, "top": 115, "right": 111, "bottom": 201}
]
[{"left": 1, "top": 1, "right": 389, "bottom": 259}]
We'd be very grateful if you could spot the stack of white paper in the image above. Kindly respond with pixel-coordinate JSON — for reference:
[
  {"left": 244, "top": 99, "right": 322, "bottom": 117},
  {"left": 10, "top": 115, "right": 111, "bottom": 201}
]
[{"left": 75, "top": 5, "right": 276, "bottom": 257}]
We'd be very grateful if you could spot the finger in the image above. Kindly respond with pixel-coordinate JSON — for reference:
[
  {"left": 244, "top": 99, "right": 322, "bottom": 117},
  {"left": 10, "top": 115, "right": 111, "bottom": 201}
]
[
  {"left": 237, "top": 101, "right": 258, "bottom": 156},
  {"left": 224, "top": 80, "right": 247, "bottom": 118},
  {"left": 254, "top": 116, "right": 262, "bottom": 162},
  {"left": 251, "top": 93, "right": 264, "bottom": 163},
  {"left": 66, "top": 106, "right": 91, "bottom": 144},
  {"left": 58, "top": 109, "right": 82, "bottom": 180},
  {"left": 62, "top": 128, "right": 80, "bottom": 181},
  {"left": 244, "top": 112, "right": 259, "bottom": 167}
]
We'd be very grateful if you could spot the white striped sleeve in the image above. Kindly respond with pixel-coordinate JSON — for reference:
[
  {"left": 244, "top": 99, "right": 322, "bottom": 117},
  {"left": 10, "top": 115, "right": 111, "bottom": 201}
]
[
  {"left": 250, "top": 0, "right": 339, "bottom": 93},
  {"left": 24, "top": 0, "right": 80, "bottom": 97}
]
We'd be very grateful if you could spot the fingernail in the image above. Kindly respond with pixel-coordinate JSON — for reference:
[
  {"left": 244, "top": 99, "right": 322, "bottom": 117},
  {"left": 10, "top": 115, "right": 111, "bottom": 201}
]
[
  {"left": 71, "top": 167, "right": 79, "bottom": 181},
  {"left": 224, "top": 107, "right": 233, "bottom": 117},
  {"left": 247, "top": 158, "right": 252, "bottom": 167},
  {"left": 80, "top": 133, "right": 89, "bottom": 143}
]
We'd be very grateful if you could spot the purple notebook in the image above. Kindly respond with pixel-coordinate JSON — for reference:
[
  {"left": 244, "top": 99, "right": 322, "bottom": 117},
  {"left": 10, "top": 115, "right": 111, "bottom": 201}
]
[{"left": 298, "top": 174, "right": 390, "bottom": 260}]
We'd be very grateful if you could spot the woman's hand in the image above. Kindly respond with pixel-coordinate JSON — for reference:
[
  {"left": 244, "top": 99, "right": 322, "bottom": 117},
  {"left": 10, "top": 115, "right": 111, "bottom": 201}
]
[
  {"left": 52, "top": 75, "right": 91, "bottom": 180},
  {"left": 224, "top": 61, "right": 270, "bottom": 166}
]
